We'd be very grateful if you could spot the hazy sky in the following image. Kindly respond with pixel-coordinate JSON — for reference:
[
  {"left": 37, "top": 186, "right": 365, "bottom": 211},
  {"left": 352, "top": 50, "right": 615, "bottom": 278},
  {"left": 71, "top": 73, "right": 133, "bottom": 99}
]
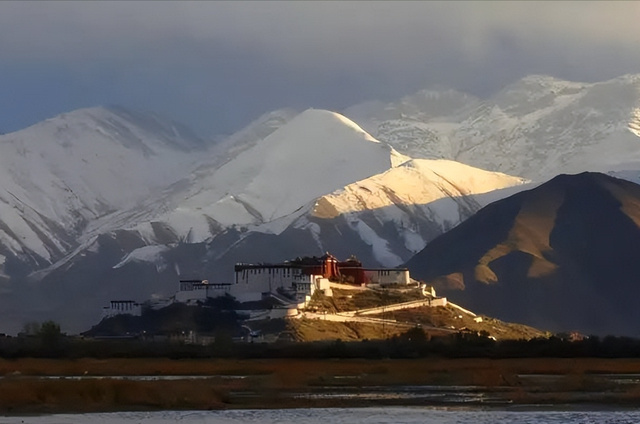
[{"left": 1, "top": 1, "right": 639, "bottom": 137}]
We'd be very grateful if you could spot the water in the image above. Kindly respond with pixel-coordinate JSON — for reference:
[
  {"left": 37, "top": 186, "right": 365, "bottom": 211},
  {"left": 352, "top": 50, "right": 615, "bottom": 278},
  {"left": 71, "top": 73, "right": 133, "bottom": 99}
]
[
  {"left": 292, "top": 384, "right": 512, "bottom": 404},
  {"left": 1, "top": 407, "right": 639, "bottom": 423}
]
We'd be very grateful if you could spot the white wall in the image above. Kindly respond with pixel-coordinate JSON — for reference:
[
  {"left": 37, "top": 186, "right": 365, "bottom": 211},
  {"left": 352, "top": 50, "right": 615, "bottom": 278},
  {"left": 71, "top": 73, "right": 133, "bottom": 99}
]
[
  {"left": 235, "top": 267, "right": 302, "bottom": 292},
  {"left": 363, "top": 269, "right": 410, "bottom": 285},
  {"left": 175, "top": 285, "right": 231, "bottom": 303},
  {"left": 430, "top": 297, "right": 447, "bottom": 307},
  {"left": 102, "top": 301, "right": 142, "bottom": 318}
]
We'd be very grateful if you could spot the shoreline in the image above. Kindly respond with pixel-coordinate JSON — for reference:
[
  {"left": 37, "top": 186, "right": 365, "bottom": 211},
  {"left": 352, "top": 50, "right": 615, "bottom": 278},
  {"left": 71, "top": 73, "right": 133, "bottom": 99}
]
[{"left": 3, "top": 398, "right": 640, "bottom": 417}]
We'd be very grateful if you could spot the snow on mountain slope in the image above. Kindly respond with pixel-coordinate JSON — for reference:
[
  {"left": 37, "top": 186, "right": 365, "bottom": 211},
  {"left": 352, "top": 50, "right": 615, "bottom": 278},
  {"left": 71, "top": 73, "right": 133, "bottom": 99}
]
[
  {"left": 8, "top": 74, "right": 640, "bottom": 332},
  {"left": 0, "top": 106, "right": 206, "bottom": 221},
  {"left": 454, "top": 75, "right": 640, "bottom": 180},
  {"left": 345, "top": 88, "right": 479, "bottom": 160},
  {"left": 298, "top": 159, "right": 528, "bottom": 265},
  {"left": 0, "top": 106, "right": 208, "bottom": 268},
  {"left": 190, "top": 108, "right": 299, "bottom": 173},
  {"left": 18, "top": 109, "right": 532, "bottom": 332},
  {"left": 345, "top": 74, "right": 640, "bottom": 182},
  {"left": 313, "top": 159, "right": 528, "bottom": 219},
  {"left": 345, "top": 88, "right": 478, "bottom": 132},
  {"left": 69, "top": 111, "right": 530, "bottom": 272},
  {"left": 66, "top": 157, "right": 528, "bottom": 297},
  {"left": 127, "top": 109, "right": 407, "bottom": 243},
  {"left": 13, "top": 74, "right": 639, "bottom": 267},
  {"left": 215, "top": 108, "right": 298, "bottom": 160}
]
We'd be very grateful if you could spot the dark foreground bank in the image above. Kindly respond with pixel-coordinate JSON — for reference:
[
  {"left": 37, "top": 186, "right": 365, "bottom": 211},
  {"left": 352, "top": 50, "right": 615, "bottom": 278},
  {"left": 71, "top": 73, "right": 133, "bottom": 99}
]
[{"left": 1, "top": 357, "right": 640, "bottom": 414}]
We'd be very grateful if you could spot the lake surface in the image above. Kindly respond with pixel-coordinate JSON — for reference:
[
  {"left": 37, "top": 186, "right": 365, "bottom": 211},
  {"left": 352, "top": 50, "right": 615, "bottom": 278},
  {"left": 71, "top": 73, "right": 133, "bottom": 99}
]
[{"left": 1, "top": 407, "right": 639, "bottom": 423}]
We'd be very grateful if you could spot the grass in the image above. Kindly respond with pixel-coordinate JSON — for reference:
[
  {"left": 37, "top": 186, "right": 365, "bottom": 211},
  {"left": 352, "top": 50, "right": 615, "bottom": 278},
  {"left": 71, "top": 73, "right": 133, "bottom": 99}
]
[
  {"left": 305, "top": 288, "right": 424, "bottom": 314},
  {"left": 288, "top": 318, "right": 406, "bottom": 341},
  {"left": 0, "top": 378, "right": 230, "bottom": 413},
  {"left": 2, "top": 357, "right": 640, "bottom": 412},
  {"left": 378, "top": 305, "right": 547, "bottom": 340},
  {"left": 3, "top": 357, "right": 640, "bottom": 382},
  {"left": 301, "top": 286, "right": 544, "bottom": 341}
]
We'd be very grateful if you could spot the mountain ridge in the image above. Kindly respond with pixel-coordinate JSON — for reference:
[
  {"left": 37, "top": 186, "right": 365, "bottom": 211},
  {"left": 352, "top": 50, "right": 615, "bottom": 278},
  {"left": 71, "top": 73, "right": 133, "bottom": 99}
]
[
  {"left": 405, "top": 172, "right": 640, "bottom": 336},
  {"left": 0, "top": 106, "right": 211, "bottom": 276},
  {"left": 345, "top": 74, "right": 640, "bottom": 181}
]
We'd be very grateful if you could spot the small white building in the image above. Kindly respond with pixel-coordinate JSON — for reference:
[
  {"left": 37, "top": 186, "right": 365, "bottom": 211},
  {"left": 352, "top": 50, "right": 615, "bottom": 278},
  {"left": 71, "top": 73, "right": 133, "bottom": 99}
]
[
  {"left": 363, "top": 268, "right": 410, "bottom": 285},
  {"left": 102, "top": 300, "right": 142, "bottom": 318},
  {"left": 175, "top": 280, "right": 233, "bottom": 303},
  {"left": 234, "top": 261, "right": 334, "bottom": 304},
  {"left": 234, "top": 265, "right": 303, "bottom": 292}
]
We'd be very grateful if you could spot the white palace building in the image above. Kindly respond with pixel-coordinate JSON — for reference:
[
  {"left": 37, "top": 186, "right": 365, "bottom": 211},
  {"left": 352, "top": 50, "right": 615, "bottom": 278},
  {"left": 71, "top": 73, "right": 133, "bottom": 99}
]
[{"left": 102, "top": 253, "right": 412, "bottom": 318}]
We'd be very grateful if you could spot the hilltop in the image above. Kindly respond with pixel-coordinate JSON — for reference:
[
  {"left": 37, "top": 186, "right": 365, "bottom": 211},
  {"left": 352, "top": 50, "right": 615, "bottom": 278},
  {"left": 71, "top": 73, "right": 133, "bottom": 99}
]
[{"left": 86, "top": 279, "right": 545, "bottom": 343}]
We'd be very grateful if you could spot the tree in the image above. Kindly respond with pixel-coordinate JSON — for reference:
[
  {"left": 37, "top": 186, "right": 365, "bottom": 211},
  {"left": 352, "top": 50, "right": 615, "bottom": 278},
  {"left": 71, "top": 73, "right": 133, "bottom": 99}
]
[
  {"left": 37, "top": 320, "right": 63, "bottom": 352},
  {"left": 21, "top": 321, "right": 41, "bottom": 336},
  {"left": 400, "top": 326, "right": 428, "bottom": 343}
]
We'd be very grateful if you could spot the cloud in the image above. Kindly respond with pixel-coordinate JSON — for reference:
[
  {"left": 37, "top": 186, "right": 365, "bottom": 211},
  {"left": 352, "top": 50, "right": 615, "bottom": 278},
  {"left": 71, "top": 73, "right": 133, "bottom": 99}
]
[
  {"left": 0, "top": 1, "right": 639, "bottom": 135},
  {"left": 0, "top": 1, "right": 640, "bottom": 62},
  {"left": 3, "top": 2, "right": 639, "bottom": 68}
]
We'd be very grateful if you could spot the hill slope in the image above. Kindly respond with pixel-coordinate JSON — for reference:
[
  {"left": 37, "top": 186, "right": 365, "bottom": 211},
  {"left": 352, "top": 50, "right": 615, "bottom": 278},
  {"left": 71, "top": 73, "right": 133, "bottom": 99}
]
[{"left": 406, "top": 172, "right": 640, "bottom": 336}]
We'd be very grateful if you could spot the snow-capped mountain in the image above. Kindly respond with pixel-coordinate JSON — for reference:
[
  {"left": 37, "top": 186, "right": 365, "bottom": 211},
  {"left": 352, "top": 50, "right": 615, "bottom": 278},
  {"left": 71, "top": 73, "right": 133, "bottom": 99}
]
[
  {"left": 0, "top": 108, "right": 524, "bottom": 333},
  {"left": 290, "top": 159, "right": 527, "bottom": 266},
  {"left": 345, "top": 74, "right": 640, "bottom": 181},
  {"left": 345, "top": 88, "right": 479, "bottom": 160},
  {"left": 4, "top": 106, "right": 407, "bottom": 287},
  {"left": 216, "top": 108, "right": 299, "bottom": 159},
  {"left": 345, "top": 87, "right": 479, "bottom": 131},
  {"left": 0, "top": 106, "right": 208, "bottom": 274},
  {"left": 5, "top": 73, "right": 640, "bottom": 333},
  {"left": 105, "top": 110, "right": 524, "bottom": 263},
  {"left": 158, "top": 157, "right": 526, "bottom": 275},
  {"left": 118, "top": 109, "right": 408, "bottom": 245}
]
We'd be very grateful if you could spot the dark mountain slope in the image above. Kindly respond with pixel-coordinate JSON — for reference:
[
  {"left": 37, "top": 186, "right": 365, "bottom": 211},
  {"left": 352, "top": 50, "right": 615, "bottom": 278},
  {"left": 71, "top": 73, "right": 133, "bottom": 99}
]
[{"left": 406, "top": 172, "right": 640, "bottom": 336}]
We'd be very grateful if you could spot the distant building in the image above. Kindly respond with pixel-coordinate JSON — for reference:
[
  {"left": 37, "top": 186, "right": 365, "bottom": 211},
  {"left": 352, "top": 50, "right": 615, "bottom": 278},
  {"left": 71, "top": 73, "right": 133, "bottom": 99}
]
[
  {"left": 175, "top": 280, "right": 232, "bottom": 303},
  {"left": 235, "top": 253, "right": 410, "bottom": 289},
  {"left": 102, "top": 300, "right": 141, "bottom": 318},
  {"left": 232, "top": 252, "right": 410, "bottom": 303},
  {"left": 233, "top": 253, "right": 338, "bottom": 302}
]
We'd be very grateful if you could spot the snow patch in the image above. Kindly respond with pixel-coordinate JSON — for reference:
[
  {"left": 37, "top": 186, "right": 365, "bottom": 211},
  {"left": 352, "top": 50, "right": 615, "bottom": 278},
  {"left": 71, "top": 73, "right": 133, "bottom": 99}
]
[
  {"left": 402, "top": 229, "right": 427, "bottom": 253},
  {"left": 314, "top": 159, "right": 527, "bottom": 219},
  {"left": 629, "top": 108, "right": 640, "bottom": 138},
  {"left": 351, "top": 220, "right": 403, "bottom": 267},
  {"left": 113, "top": 245, "right": 170, "bottom": 271}
]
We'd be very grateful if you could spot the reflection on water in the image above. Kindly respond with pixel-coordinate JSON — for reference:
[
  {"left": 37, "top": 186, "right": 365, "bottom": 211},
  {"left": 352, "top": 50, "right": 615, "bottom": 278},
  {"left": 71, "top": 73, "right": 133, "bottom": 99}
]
[
  {"left": 1, "top": 407, "right": 639, "bottom": 423},
  {"left": 518, "top": 373, "right": 640, "bottom": 385},
  {"left": 292, "top": 385, "right": 511, "bottom": 404}
]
